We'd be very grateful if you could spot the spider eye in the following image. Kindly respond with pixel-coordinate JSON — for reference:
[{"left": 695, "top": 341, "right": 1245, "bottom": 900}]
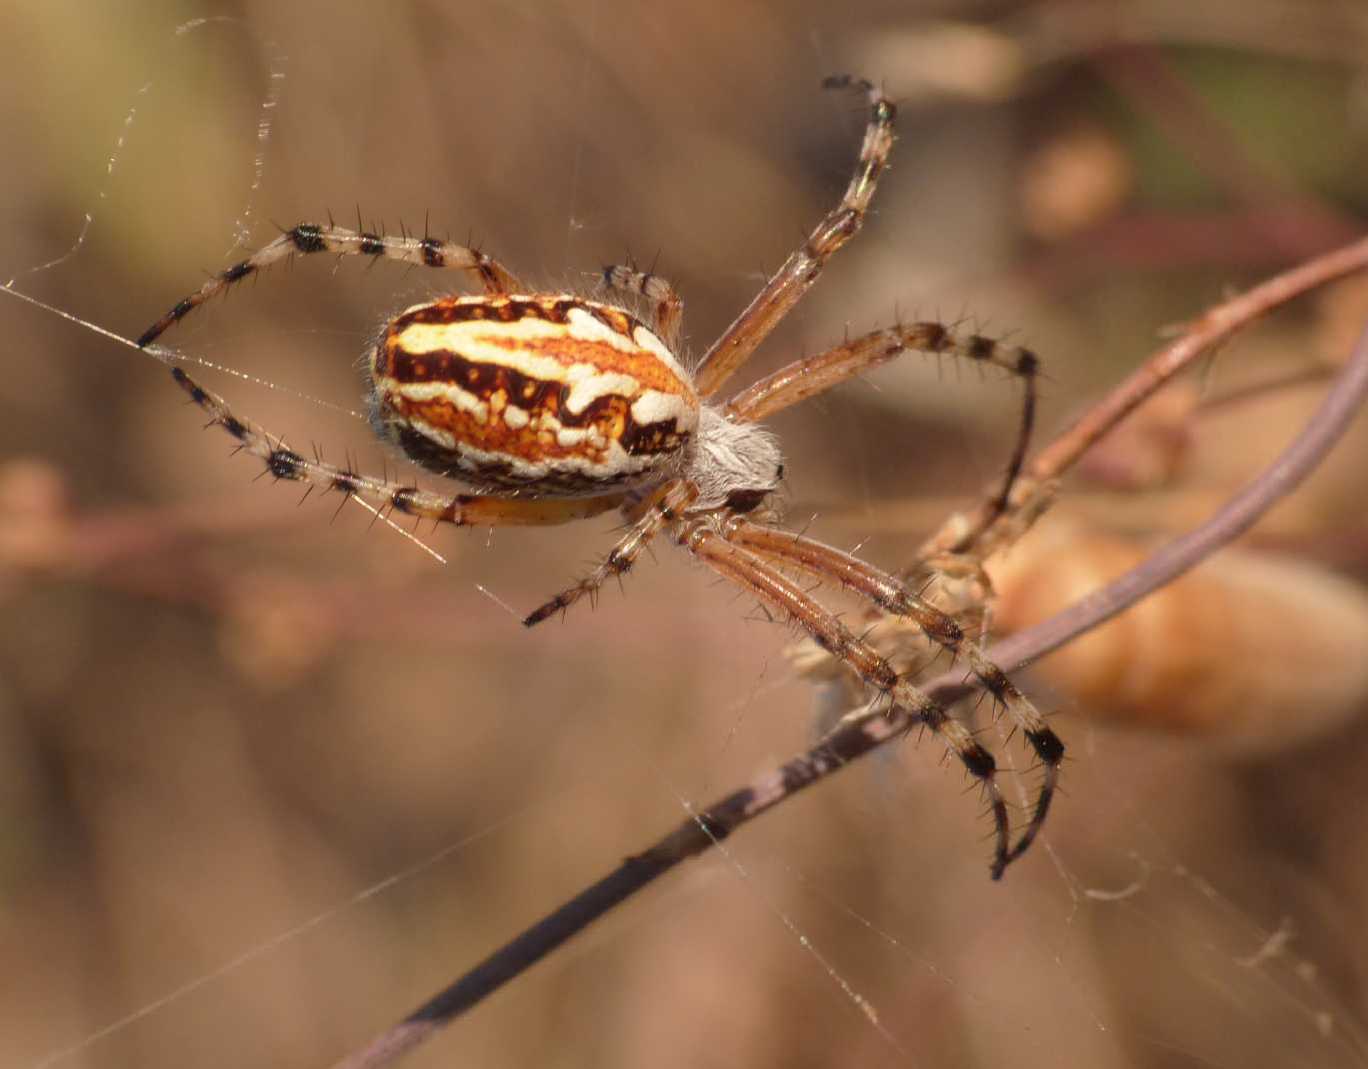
[{"left": 723, "top": 487, "right": 770, "bottom": 513}]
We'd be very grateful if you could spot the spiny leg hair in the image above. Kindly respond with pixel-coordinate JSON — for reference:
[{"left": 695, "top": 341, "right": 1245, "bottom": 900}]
[
  {"left": 692, "top": 75, "right": 897, "bottom": 398},
  {"left": 726, "top": 321, "right": 1040, "bottom": 529},
  {"left": 137, "top": 218, "right": 522, "bottom": 348},
  {"left": 682, "top": 519, "right": 1014, "bottom": 876},
  {"left": 720, "top": 516, "right": 1062, "bottom": 875},
  {"left": 600, "top": 264, "right": 684, "bottom": 348},
  {"left": 136, "top": 221, "right": 633, "bottom": 526},
  {"left": 523, "top": 480, "right": 697, "bottom": 627},
  {"left": 524, "top": 319, "right": 1043, "bottom": 667},
  {"left": 164, "top": 365, "right": 625, "bottom": 527}
]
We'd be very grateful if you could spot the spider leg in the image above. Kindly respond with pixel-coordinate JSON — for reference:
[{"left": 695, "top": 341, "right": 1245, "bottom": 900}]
[
  {"left": 522, "top": 479, "right": 698, "bottom": 626},
  {"left": 726, "top": 321, "right": 1039, "bottom": 535},
  {"left": 908, "top": 473, "right": 1059, "bottom": 593},
  {"left": 719, "top": 516, "right": 1062, "bottom": 874},
  {"left": 600, "top": 264, "right": 683, "bottom": 349},
  {"left": 680, "top": 518, "right": 1014, "bottom": 879},
  {"left": 167, "top": 365, "right": 625, "bottom": 526},
  {"left": 137, "top": 222, "right": 523, "bottom": 348},
  {"left": 727, "top": 317, "right": 1034, "bottom": 517},
  {"left": 692, "top": 76, "right": 897, "bottom": 398}
]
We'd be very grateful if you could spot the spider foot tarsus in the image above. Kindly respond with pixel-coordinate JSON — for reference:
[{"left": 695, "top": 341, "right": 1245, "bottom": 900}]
[
  {"left": 951, "top": 729, "right": 1012, "bottom": 877},
  {"left": 995, "top": 732, "right": 1063, "bottom": 879},
  {"left": 524, "top": 545, "right": 635, "bottom": 627},
  {"left": 524, "top": 481, "right": 696, "bottom": 627},
  {"left": 721, "top": 517, "right": 1060, "bottom": 877}
]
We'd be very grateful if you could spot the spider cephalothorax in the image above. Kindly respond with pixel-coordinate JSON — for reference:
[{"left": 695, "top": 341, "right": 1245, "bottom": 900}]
[{"left": 138, "top": 76, "right": 1061, "bottom": 879}]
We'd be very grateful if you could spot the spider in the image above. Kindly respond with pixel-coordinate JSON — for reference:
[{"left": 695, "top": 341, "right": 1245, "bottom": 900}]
[{"left": 137, "top": 75, "right": 1062, "bottom": 878}]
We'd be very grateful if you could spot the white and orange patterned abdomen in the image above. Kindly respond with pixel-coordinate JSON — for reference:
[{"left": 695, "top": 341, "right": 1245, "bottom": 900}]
[{"left": 370, "top": 295, "right": 699, "bottom": 494}]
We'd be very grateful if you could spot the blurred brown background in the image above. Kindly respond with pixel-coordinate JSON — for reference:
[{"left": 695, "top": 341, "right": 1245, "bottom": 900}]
[{"left": 4, "top": 2, "right": 1368, "bottom": 1067}]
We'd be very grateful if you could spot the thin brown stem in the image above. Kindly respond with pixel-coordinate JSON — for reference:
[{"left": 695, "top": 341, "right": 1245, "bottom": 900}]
[
  {"left": 924, "top": 233, "right": 1368, "bottom": 559},
  {"left": 972, "top": 316, "right": 1368, "bottom": 678},
  {"left": 1034, "top": 235, "right": 1368, "bottom": 480}
]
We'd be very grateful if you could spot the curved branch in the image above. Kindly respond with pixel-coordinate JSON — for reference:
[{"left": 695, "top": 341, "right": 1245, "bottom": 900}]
[
  {"left": 921, "top": 234, "right": 1368, "bottom": 561},
  {"left": 944, "top": 313, "right": 1368, "bottom": 686},
  {"left": 1033, "top": 234, "right": 1368, "bottom": 480}
]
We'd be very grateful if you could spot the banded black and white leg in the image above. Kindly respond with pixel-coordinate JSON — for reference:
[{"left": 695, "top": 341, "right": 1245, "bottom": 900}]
[
  {"left": 680, "top": 518, "right": 1018, "bottom": 877},
  {"left": 726, "top": 321, "right": 1040, "bottom": 531},
  {"left": 137, "top": 224, "right": 587, "bottom": 527},
  {"left": 522, "top": 480, "right": 698, "bottom": 626},
  {"left": 138, "top": 221, "right": 523, "bottom": 348},
  {"left": 165, "top": 365, "right": 626, "bottom": 528},
  {"left": 718, "top": 516, "right": 1063, "bottom": 874}
]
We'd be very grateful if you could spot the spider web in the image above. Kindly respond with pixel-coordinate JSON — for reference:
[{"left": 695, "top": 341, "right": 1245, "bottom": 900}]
[{"left": 3, "top": 6, "right": 1366, "bottom": 1069}]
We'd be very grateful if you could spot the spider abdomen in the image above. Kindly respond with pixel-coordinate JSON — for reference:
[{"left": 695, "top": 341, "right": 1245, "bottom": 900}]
[{"left": 370, "top": 294, "right": 698, "bottom": 494}]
